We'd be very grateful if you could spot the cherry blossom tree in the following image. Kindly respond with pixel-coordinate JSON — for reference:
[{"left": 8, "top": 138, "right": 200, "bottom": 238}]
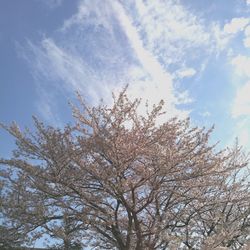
[{"left": 1, "top": 88, "right": 250, "bottom": 249}]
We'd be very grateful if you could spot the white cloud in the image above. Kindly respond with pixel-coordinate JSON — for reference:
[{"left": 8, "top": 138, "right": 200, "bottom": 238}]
[
  {"left": 238, "top": 128, "right": 249, "bottom": 149},
  {"left": 24, "top": 38, "right": 110, "bottom": 102},
  {"left": 35, "top": 86, "right": 64, "bottom": 126},
  {"left": 230, "top": 47, "right": 250, "bottom": 149},
  {"left": 231, "top": 55, "right": 250, "bottom": 118},
  {"left": 111, "top": 0, "right": 192, "bottom": 119},
  {"left": 246, "top": 0, "right": 250, "bottom": 5},
  {"left": 20, "top": 38, "right": 118, "bottom": 123},
  {"left": 223, "top": 17, "right": 249, "bottom": 34},
  {"left": 176, "top": 67, "right": 196, "bottom": 79},
  {"left": 243, "top": 37, "right": 250, "bottom": 48},
  {"left": 232, "top": 81, "right": 250, "bottom": 118},
  {"left": 232, "top": 118, "right": 250, "bottom": 150},
  {"left": 211, "top": 18, "right": 250, "bottom": 52},
  {"left": 199, "top": 111, "right": 211, "bottom": 117},
  {"left": 24, "top": 0, "right": 248, "bottom": 127},
  {"left": 20, "top": 0, "right": 199, "bottom": 123},
  {"left": 231, "top": 55, "right": 250, "bottom": 77},
  {"left": 210, "top": 22, "right": 240, "bottom": 52},
  {"left": 61, "top": 1, "right": 115, "bottom": 33},
  {"left": 243, "top": 25, "right": 250, "bottom": 48},
  {"left": 210, "top": 23, "right": 228, "bottom": 51},
  {"left": 245, "top": 25, "right": 250, "bottom": 36},
  {"left": 128, "top": 0, "right": 210, "bottom": 66}
]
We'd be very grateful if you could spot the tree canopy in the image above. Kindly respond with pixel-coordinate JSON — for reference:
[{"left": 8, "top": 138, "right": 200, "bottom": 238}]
[{"left": 1, "top": 89, "right": 250, "bottom": 249}]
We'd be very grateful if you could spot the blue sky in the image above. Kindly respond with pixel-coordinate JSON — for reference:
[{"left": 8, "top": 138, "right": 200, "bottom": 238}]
[
  {"left": 1, "top": 0, "right": 250, "bottom": 155},
  {"left": 2, "top": 0, "right": 250, "bottom": 158},
  {"left": 1, "top": 0, "right": 250, "bottom": 247}
]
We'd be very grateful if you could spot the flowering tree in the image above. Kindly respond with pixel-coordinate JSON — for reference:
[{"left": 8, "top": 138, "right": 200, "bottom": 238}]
[{"left": 1, "top": 89, "right": 250, "bottom": 249}]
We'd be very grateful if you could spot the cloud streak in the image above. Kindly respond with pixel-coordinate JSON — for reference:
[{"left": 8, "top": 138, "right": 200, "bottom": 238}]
[
  {"left": 126, "top": 0, "right": 211, "bottom": 67},
  {"left": 223, "top": 17, "right": 249, "bottom": 34},
  {"left": 231, "top": 54, "right": 250, "bottom": 78},
  {"left": 110, "top": 1, "right": 183, "bottom": 118},
  {"left": 19, "top": 0, "right": 237, "bottom": 125},
  {"left": 232, "top": 81, "right": 250, "bottom": 118}
]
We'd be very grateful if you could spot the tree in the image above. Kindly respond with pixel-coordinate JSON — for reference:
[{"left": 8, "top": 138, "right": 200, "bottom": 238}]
[{"left": 0, "top": 88, "right": 250, "bottom": 249}]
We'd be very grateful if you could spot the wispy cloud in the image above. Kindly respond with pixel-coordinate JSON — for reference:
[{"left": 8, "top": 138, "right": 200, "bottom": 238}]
[
  {"left": 110, "top": 0, "right": 186, "bottom": 118},
  {"left": 243, "top": 25, "right": 250, "bottom": 48},
  {"left": 61, "top": 1, "right": 114, "bottom": 32},
  {"left": 125, "top": 0, "right": 211, "bottom": 67},
  {"left": 230, "top": 51, "right": 250, "bottom": 150},
  {"left": 19, "top": 37, "right": 119, "bottom": 123},
  {"left": 210, "top": 17, "right": 250, "bottom": 53},
  {"left": 21, "top": 38, "right": 113, "bottom": 99},
  {"left": 231, "top": 54, "right": 250, "bottom": 77},
  {"left": 236, "top": 118, "right": 250, "bottom": 149},
  {"left": 34, "top": 85, "right": 64, "bottom": 127},
  {"left": 223, "top": 17, "right": 249, "bottom": 34},
  {"left": 199, "top": 111, "right": 211, "bottom": 118},
  {"left": 232, "top": 81, "right": 250, "bottom": 118},
  {"left": 19, "top": 0, "right": 238, "bottom": 125},
  {"left": 175, "top": 67, "right": 196, "bottom": 79},
  {"left": 20, "top": 0, "right": 209, "bottom": 122},
  {"left": 231, "top": 54, "right": 250, "bottom": 119}
]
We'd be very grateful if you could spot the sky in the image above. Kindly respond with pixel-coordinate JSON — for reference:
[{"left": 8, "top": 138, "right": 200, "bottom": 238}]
[
  {"left": 1, "top": 0, "right": 250, "bottom": 159},
  {"left": 1, "top": 0, "right": 250, "bottom": 247}
]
